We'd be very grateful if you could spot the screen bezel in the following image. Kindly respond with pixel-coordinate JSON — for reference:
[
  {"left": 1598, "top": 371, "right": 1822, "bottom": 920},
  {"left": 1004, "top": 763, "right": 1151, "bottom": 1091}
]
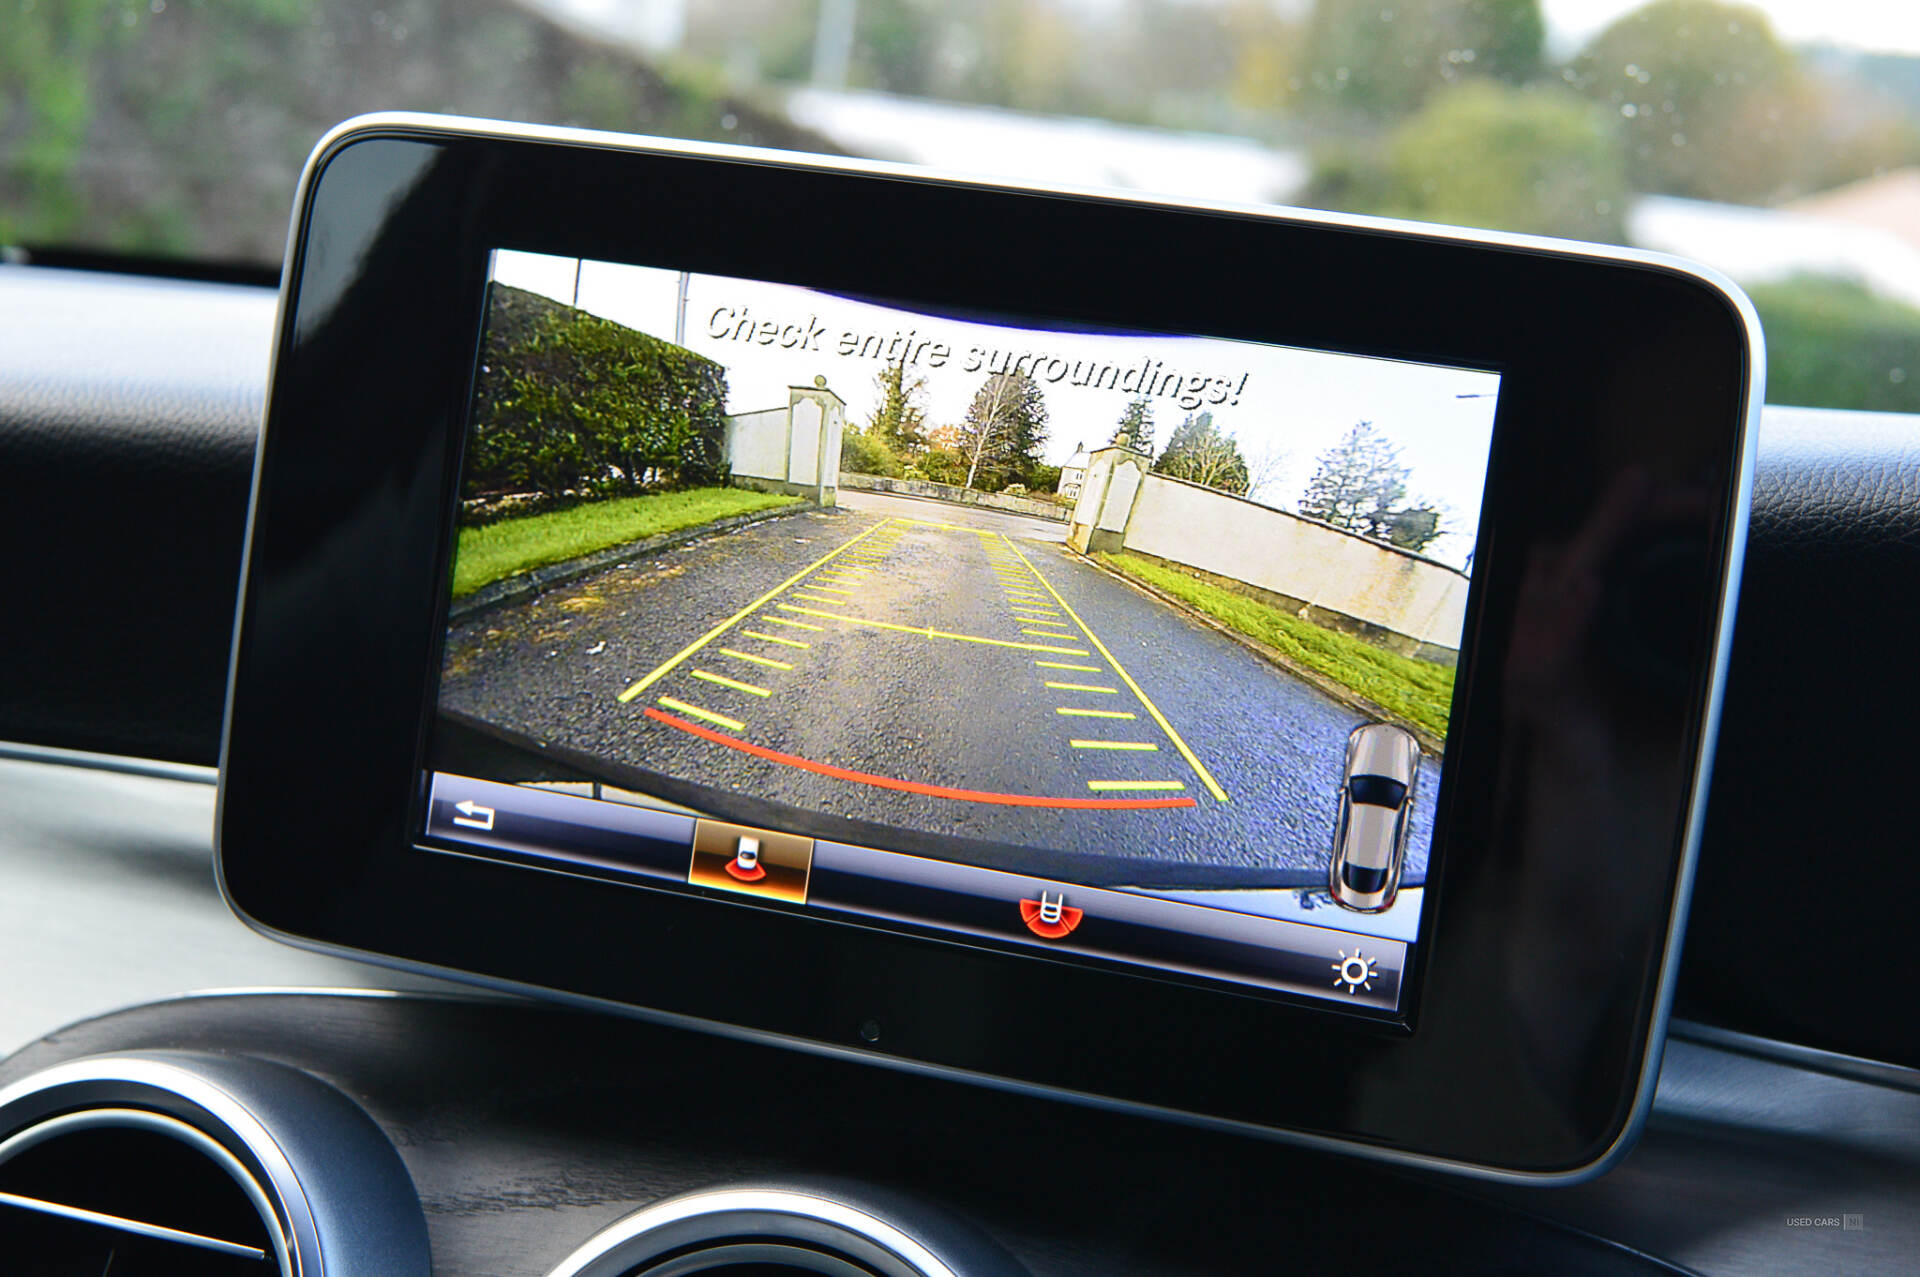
[{"left": 217, "top": 115, "right": 1759, "bottom": 1181}]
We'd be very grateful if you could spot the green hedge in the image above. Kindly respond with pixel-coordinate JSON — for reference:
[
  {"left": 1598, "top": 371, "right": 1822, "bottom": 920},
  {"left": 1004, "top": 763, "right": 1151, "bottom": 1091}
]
[
  {"left": 465, "top": 285, "right": 729, "bottom": 508},
  {"left": 1749, "top": 276, "right": 1920, "bottom": 414}
]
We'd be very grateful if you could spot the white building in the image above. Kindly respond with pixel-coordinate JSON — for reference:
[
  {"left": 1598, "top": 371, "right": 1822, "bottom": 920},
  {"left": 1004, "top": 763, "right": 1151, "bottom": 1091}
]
[{"left": 1058, "top": 443, "right": 1091, "bottom": 501}]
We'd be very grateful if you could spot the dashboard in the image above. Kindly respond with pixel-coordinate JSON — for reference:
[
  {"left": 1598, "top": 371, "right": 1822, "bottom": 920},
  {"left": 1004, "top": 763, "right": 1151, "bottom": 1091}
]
[{"left": 2, "top": 244, "right": 1918, "bottom": 1273}]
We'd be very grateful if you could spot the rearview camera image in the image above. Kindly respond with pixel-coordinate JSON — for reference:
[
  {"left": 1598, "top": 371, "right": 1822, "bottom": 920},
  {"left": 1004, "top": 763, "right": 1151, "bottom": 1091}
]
[{"left": 429, "top": 248, "right": 1499, "bottom": 984}]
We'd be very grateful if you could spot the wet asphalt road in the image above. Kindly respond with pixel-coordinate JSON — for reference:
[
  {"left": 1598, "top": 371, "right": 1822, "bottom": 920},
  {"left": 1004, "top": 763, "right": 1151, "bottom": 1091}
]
[{"left": 440, "top": 503, "right": 1438, "bottom": 886}]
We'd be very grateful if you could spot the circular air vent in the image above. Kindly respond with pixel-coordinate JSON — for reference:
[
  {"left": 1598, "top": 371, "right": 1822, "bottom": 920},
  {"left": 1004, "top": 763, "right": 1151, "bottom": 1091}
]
[
  {"left": 0, "top": 1051, "right": 431, "bottom": 1277},
  {"left": 0, "top": 1107, "right": 288, "bottom": 1273},
  {"left": 546, "top": 1186, "right": 1028, "bottom": 1277}
]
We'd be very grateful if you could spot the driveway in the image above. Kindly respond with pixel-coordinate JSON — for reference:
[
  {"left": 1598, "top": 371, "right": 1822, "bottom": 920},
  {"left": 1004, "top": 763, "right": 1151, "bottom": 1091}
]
[{"left": 440, "top": 502, "right": 1438, "bottom": 887}]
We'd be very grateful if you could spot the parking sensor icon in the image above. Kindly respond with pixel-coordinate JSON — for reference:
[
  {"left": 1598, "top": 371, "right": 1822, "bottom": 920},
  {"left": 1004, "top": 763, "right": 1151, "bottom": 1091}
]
[
  {"left": 725, "top": 836, "right": 767, "bottom": 882},
  {"left": 1020, "top": 890, "right": 1083, "bottom": 940}
]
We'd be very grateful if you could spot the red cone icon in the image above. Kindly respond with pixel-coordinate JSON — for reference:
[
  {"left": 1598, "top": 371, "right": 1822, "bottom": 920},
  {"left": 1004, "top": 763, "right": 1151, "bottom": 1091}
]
[{"left": 1019, "top": 890, "right": 1083, "bottom": 940}]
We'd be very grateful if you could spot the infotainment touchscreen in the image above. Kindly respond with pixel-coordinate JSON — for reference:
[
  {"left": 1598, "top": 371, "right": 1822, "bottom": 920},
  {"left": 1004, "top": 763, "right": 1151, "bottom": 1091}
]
[
  {"left": 221, "top": 118, "right": 1757, "bottom": 1177},
  {"left": 422, "top": 247, "right": 1499, "bottom": 1016}
]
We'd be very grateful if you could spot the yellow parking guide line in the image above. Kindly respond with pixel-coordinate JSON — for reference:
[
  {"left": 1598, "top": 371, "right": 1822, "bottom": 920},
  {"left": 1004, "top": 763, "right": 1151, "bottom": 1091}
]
[
  {"left": 1036, "top": 660, "right": 1101, "bottom": 672},
  {"left": 895, "top": 517, "right": 985, "bottom": 534},
  {"left": 763, "top": 615, "right": 825, "bottom": 632},
  {"left": 691, "top": 669, "right": 771, "bottom": 697},
  {"left": 803, "top": 584, "right": 856, "bottom": 594},
  {"left": 1045, "top": 681, "right": 1119, "bottom": 693},
  {"left": 779, "top": 603, "right": 854, "bottom": 621},
  {"left": 778, "top": 605, "right": 1091, "bottom": 655},
  {"left": 790, "top": 592, "right": 852, "bottom": 606},
  {"left": 1023, "top": 628, "right": 1075, "bottom": 638},
  {"left": 1001, "top": 534, "right": 1229, "bottom": 804},
  {"left": 1070, "top": 740, "right": 1160, "bottom": 751},
  {"left": 614, "top": 517, "right": 894, "bottom": 703},
  {"left": 1057, "top": 708, "right": 1135, "bottom": 719},
  {"left": 720, "top": 647, "right": 792, "bottom": 670},
  {"left": 744, "top": 629, "right": 811, "bottom": 649},
  {"left": 1088, "top": 780, "right": 1186, "bottom": 792},
  {"left": 656, "top": 696, "right": 744, "bottom": 732}
]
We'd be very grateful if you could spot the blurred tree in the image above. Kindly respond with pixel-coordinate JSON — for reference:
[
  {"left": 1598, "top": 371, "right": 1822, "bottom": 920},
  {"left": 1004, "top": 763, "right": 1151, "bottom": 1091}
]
[
  {"left": 1371, "top": 505, "right": 1444, "bottom": 552},
  {"left": 958, "top": 371, "right": 1049, "bottom": 490},
  {"left": 848, "top": 0, "right": 944, "bottom": 95},
  {"left": 1024, "top": 461, "right": 1064, "bottom": 494},
  {"left": 840, "top": 426, "right": 906, "bottom": 477},
  {"left": 1304, "top": 80, "right": 1627, "bottom": 241},
  {"left": 0, "top": 0, "right": 834, "bottom": 260},
  {"left": 1748, "top": 276, "right": 1920, "bottom": 414},
  {"left": 1224, "top": 1, "right": 1306, "bottom": 121},
  {"left": 1298, "top": 420, "right": 1441, "bottom": 550},
  {"left": 1793, "top": 107, "right": 1920, "bottom": 199},
  {"left": 683, "top": 0, "right": 815, "bottom": 84},
  {"left": 1299, "top": 421, "right": 1403, "bottom": 529},
  {"left": 915, "top": 446, "right": 970, "bottom": 486},
  {"left": 1155, "top": 412, "right": 1251, "bottom": 494},
  {"left": 1299, "top": 0, "right": 1545, "bottom": 124},
  {"left": 1566, "top": 0, "right": 1806, "bottom": 204},
  {"left": 868, "top": 356, "right": 929, "bottom": 454},
  {"left": 1112, "top": 398, "right": 1156, "bottom": 455}
]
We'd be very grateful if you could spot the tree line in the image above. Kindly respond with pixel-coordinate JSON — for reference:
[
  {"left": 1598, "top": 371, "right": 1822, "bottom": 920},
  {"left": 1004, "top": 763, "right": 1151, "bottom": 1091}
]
[
  {"left": 844, "top": 359, "right": 1055, "bottom": 494},
  {"left": 849, "top": 362, "right": 1447, "bottom": 555},
  {"left": 1131, "top": 407, "right": 1444, "bottom": 554}
]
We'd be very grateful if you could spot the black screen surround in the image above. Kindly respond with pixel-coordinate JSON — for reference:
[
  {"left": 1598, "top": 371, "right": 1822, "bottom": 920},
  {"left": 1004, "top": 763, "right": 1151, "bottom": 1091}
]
[{"left": 217, "top": 115, "right": 1760, "bottom": 1181}]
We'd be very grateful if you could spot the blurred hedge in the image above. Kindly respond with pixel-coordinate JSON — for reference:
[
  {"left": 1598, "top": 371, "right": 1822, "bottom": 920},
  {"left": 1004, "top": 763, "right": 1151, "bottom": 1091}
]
[
  {"left": 839, "top": 427, "right": 905, "bottom": 478},
  {"left": 1749, "top": 275, "right": 1920, "bottom": 415},
  {"left": 466, "top": 285, "right": 729, "bottom": 507}
]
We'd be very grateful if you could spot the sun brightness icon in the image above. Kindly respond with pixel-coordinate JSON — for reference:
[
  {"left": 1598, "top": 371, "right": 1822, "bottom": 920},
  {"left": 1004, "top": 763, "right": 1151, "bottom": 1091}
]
[{"left": 1332, "top": 949, "right": 1379, "bottom": 994}]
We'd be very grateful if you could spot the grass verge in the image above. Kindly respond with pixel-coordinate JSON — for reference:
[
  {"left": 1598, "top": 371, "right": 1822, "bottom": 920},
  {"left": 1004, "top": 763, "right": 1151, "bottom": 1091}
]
[
  {"left": 453, "top": 487, "right": 800, "bottom": 598},
  {"left": 1095, "top": 551, "right": 1455, "bottom": 741}
]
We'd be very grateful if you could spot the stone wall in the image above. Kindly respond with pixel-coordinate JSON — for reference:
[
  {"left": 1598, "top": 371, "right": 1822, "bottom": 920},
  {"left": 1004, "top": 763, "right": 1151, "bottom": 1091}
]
[
  {"left": 838, "top": 472, "right": 1071, "bottom": 521},
  {"left": 725, "top": 380, "right": 845, "bottom": 504},
  {"left": 1068, "top": 442, "right": 1469, "bottom": 659}
]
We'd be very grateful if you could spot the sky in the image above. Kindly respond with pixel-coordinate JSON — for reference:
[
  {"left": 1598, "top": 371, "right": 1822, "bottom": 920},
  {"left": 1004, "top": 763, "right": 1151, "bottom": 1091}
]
[
  {"left": 1541, "top": 0, "right": 1920, "bottom": 55},
  {"left": 491, "top": 249, "right": 1500, "bottom": 568}
]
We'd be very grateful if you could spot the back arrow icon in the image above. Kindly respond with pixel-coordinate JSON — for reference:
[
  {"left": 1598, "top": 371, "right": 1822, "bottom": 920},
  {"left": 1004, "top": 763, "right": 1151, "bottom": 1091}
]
[{"left": 451, "top": 800, "right": 495, "bottom": 831}]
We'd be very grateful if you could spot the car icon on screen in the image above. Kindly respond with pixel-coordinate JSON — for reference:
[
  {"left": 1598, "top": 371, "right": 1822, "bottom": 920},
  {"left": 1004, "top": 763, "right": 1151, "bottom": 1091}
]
[{"left": 1329, "top": 723, "right": 1422, "bottom": 912}]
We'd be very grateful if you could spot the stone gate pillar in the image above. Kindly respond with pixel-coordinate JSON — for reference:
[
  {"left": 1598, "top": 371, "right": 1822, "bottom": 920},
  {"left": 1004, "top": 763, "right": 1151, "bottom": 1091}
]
[
  {"left": 1067, "top": 437, "right": 1150, "bottom": 554},
  {"left": 786, "top": 375, "right": 845, "bottom": 506}
]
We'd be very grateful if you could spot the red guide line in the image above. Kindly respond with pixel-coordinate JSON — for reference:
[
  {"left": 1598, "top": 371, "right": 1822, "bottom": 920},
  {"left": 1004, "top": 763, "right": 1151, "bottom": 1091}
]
[{"left": 644, "top": 709, "right": 1196, "bottom": 810}]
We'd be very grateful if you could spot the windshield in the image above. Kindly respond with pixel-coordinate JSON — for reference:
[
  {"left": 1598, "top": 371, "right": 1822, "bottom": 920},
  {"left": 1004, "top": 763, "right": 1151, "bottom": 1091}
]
[{"left": 4, "top": 0, "right": 1917, "bottom": 413}]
